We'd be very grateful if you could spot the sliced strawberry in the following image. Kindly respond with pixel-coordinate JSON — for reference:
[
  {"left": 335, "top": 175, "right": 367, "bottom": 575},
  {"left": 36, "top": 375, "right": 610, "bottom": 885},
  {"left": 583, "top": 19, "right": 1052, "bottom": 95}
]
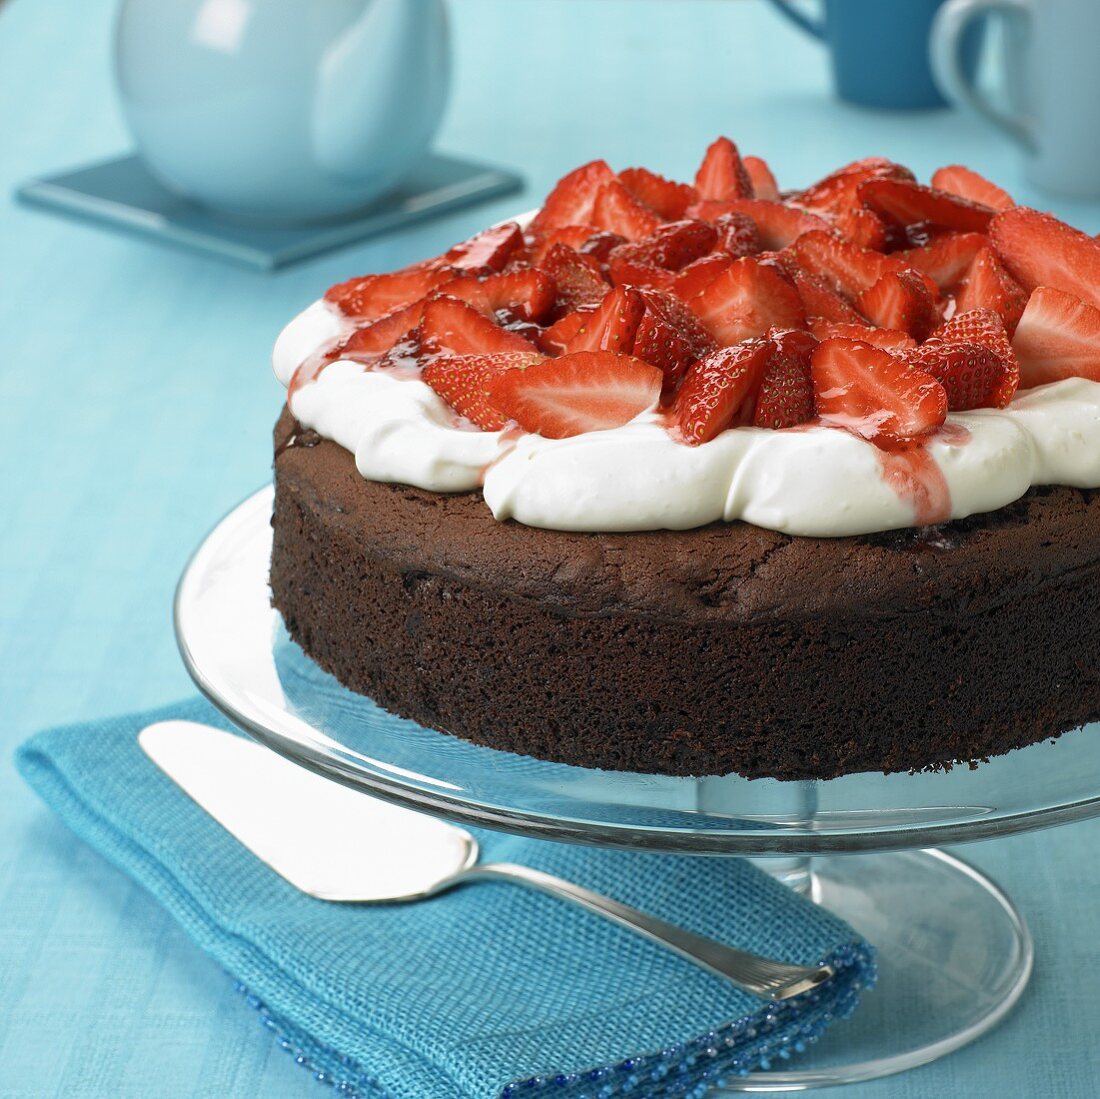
[
  {"left": 794, "top": 157, "right": 914, "bottom": 215},
  {"left": 669, "top": 253, "right": 734, "bottom": 302},
  {"left": 895, "top": 232, "right": 988, "bottom": 292},
  {"left": 423, "top": 351, "right": 545, "bottom": 430},
  {"left": 631, "top": 288, "right": 718, "bottom": 396},
  {"left": 618, "top": 167, "right": 698, "bottom": 220},
  {"left": 701, "top": 198, "right": 829, "bottom": 250},
  {"left": 808, "top": 319, "right": 916, "bottom": 353},
  {"left": 487, "top": 351, "right": 662, "bottom": 438},
  {"left": 563, "top": 285, "right": 646, "bottom": 355},
  {"left": 929, "top": 306, "right": 1018, "bottom": 376},
  {"left": 931, "top": 165, "right": 1014, "bottom": 213},
  {"left": 674, "top": 339, "right": 775, "bottom": 444},
  {"left": 607, "top": 219, "right": 718, "bottom": 276},
  {"left": 688, "top": 257, "right": 806, "bottom": 345},
  {"left": 854, "top": 269, "right": 937, "bottom": 340},
  {"left": 743, "top": 156, "right": 780, "bottom": 202},
  {"left": 713, "top": 212, "right": 762, "bottom": 258},
  {"left": 694, "top": 137, "right": 753, "bottom": 202},
  {"left": 811, "top": 338, "right": 947, "bottom": 444},
  {"left": 439, "top": 269, "right": 557, "bottom": 323},
  {"left": 684, "top": 199, "right": 744, "bottom": 224},
  {"left": 788, "top": 266, "right": 865, "bottom": 323},
  {"left": 905, "top": 339, "right": 1017, "bottom": 411},
  {"left": 334, "top": 301, "right": 423, "bottom": 362},
  {"left": 833, "top": 207, "right": 888, "bottom": 251},
  {"left": 793, "top": 231, "right": 925, "bottom": 301},
  {"left": 858, "top": 178, "right": 994, "bottom": 233},
  {"left": 325, "top": 266, "right": 453, "bottom": 321},
  {"left": 1012, "top": 286, "right": 1100, "bottom": 387},
  {"left": 526, "top": 225, "right": 625, "bottom": 265},
  {"left": 420, "top": 296, "right": 536, "bottom": 358},
  {"left": 539, "top": 243, "right": 609, "bottom": 314},
  {"left": 753, "top": 330, "right": 817, "bottom": 429},
  {"left": 989, "top": 207, "right": 1100, "bottom": 310},
  {"left": 607, "top": 258, "right": 675, "bottom": 290},
  {"left": 954, "top": 246, "right": 1028, "bottom": 332},
  {"left": 442, "top": 222, "right": 525, "bottom": 273},
  {"left": 591, "top": 180, "right": 663, "bottom": 241},
  {"left": 537, "top": 309, "right": 590, "bottom": 355},
  {"left": 529, "top": 160, "right": 616, "bottom": 234}
]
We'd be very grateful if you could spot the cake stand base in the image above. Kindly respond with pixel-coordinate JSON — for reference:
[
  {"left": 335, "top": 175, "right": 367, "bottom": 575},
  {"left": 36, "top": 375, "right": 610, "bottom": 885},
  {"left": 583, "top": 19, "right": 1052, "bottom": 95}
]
[{"left": 720, "top": 849, "right": 1032, "bottom": 1092}]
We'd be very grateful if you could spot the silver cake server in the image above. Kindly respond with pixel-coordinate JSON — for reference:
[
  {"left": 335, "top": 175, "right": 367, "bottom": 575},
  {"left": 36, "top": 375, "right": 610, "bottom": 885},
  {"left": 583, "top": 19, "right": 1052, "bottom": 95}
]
[{"left": 139, "top": 719, "right": 832, "bottom": 1000}]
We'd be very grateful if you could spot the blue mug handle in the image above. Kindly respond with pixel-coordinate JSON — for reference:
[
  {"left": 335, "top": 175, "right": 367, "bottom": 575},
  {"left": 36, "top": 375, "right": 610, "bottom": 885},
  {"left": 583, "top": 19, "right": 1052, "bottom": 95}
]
[{"left": 765, "top": 0, "right": 825, "bottom": 39}]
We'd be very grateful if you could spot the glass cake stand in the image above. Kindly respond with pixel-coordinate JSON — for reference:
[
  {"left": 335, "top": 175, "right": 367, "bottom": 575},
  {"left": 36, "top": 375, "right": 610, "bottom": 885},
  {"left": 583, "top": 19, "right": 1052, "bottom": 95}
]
[{"left": 175, "top": 487, "right": 1100, "bottom": 1090}]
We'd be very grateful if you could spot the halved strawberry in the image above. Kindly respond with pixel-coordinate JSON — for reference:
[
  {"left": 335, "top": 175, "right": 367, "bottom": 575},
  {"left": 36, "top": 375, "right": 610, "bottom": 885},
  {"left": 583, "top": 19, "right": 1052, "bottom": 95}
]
[
  {"left": 931, "top": 165, "right": 1014, "bottom": 213},
  {"left": 591, "top": 180, "right": 663, "bottom": 241},
  {"left": 810, "top": 338, "right": 947, "bottom": 444},
  {"left": 743, "top": 156, "right": 780, "bottom": 201},
  {"left": 537, "top": 309, "right": 590, "bottom": 355},
  {"left": 929, "top": 307, "right": 1019, "bottom": 378},
  {"left": 854, "top": 269, "right": 937, "bottom": 340},
  {"left": 631, "top": 288, "right": 718, "bottom": 396},
  {"left": 713, "top": 213, "right": 762, "bottom": 258},
  {"left": 702, "top": 198, "right": 829, "bottom": 250},
  {"left": 563, "top": 286, "right": 646, "bottom": 354},
  {"left": 439, "top": 269, "right": 557, "bottom": 323},
  {"left": 420, "top": 296, "right": 537, "bottom": 358},
  {"left": 325, "top": 266, "right": 454, "bottom": 321},
  {"left": 788, "top": 266, "right": 865, "bottom": 323},
  {"left": 669, "top": 254, "right": 734, "bottom": 302},
  {"left": 954, "top": 246, "right": 1028, "bottom": 332},
  {"left": 539, "top": 243, "right": 609, "bottom": 314},
  {"left": 423, "top": 351, "right": 545, "bottom": 430},
  {"left": 753, "top": 329, "right": 817, "bottom": 429},
  {"left": 336, "top": 300, "right": 425, "bottom": 360},
  {"left": 694, "top": 137, "right": 753, "bottom": 202},
  {"left": 793, "top": 231, "right": 926, "bottom": 301},
  {"left": 833, "top": 207, "right": 888, "bottom": 251},
  {"left": 989, "top": 207, "right": 1100, "bottom": 310},
  {"left": 442, "top": 222, "right": 525, "bottom": 273},
  {"left": 674, "top": 339, "right": 775, "bottom": 444},
  {"left": 794, "top": 157, "right": 913, "bottom": 215},
  {"left": 905, "top": 339, "right": 1017, "bottom": 411},
  {"left": 1012, "top": 286, "right": 1100, "bottom": 387},
  {"left": 618, "top": 167, "right": 698, "bottom": 220},
  {"left": 607, "top": 258, "right": 675, "bottom": 291},
  {"left": 858, "top": 178, "right": 994, "bottom": 233},
  {"left": 895, "top": 232, "right": 988, "bottom": 292},
  {"left": 808, "top": 319, "right": 916, "bottom": 353},
  {"left": 529, "top": 160, "right": 616, "bottom": 234},
  {"left": 526, "top": 225, "right": 625, "bottom": 265},
  {"left": 607, "top": 219, "right": 718, "bottom": 275},
  {"left": 687, "top": 257, "right": 806, "bottom": 345},
  {"left": 487, "top": 351, "right": 663, "bottom": 438}
]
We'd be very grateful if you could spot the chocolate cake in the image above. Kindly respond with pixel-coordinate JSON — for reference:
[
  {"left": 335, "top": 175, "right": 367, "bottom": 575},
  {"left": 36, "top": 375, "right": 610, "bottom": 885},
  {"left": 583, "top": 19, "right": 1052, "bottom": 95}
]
[
  {"left": 271, "top": 409, "right": 1100, "bottom": 780},
  {"left": 267, "top": 140, "right": 1100, "bottom": 780}
]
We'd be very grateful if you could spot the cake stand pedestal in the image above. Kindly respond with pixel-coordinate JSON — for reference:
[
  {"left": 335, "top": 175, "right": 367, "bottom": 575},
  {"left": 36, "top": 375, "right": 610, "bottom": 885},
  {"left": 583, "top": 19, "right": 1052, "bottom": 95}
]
[{"left": 176, "top": 488, "right": 1097, "bottom": 1090}]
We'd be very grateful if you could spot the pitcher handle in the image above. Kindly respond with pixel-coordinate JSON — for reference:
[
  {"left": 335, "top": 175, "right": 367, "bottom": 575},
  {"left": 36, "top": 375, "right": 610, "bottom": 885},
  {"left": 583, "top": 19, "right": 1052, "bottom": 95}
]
[
  {"left": 765, "top": 0, "right": 825, "bottom": 40},
  {"left": 930, "top": 0, "right": 1034, "bottom": 149}
]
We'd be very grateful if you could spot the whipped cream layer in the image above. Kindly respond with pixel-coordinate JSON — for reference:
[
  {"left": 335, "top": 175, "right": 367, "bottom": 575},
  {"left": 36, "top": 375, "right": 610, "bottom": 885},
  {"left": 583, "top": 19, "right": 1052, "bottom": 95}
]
[{"left": 274, "top": 300, "right": 1100, "bottom": 537}]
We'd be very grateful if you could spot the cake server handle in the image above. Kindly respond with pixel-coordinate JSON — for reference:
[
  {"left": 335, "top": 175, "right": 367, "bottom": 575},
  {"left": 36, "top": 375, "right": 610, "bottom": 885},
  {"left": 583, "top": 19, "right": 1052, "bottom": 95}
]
[{"left": 436, "top": 862, "right": 834, "bottom": 1001}]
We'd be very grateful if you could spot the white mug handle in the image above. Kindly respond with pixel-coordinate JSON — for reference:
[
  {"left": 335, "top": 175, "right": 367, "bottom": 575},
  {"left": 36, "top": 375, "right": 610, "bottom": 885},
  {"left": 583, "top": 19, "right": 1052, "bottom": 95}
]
[{"left": 930, "top": 0, "right": 1034, "bottom": 149}]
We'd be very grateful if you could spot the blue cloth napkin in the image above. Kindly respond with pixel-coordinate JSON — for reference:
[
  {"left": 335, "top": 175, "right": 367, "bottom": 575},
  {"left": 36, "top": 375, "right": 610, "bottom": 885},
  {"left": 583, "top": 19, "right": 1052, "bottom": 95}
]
[{"left": 16, "top": 699, "right": 874, "bottom": 1099}]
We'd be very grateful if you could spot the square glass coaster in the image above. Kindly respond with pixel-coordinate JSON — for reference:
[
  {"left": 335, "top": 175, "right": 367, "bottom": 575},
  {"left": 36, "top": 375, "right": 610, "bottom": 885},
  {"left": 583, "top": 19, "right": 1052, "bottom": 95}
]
[{"left": 16, "top": 152, "right": 524, "bottom": 271}]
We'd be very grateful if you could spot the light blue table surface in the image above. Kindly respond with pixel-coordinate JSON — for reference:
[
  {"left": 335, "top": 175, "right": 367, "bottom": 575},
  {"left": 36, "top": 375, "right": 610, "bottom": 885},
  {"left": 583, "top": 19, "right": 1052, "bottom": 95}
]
[{"left": 2, "top": 1, "right": 1099, "bottom": 1096}]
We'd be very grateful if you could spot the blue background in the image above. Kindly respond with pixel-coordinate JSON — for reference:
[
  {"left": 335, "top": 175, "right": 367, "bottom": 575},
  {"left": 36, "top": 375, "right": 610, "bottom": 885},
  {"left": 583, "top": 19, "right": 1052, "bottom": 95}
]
[{"left": 2, "top": 0, "right": 1099, "bottom": 1095}]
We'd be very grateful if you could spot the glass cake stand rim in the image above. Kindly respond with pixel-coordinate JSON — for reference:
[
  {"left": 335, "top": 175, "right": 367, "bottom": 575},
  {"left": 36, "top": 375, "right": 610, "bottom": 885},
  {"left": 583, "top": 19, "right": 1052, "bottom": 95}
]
[{"left": 175, "top": 485, "right": 1100, "bottom": 857}]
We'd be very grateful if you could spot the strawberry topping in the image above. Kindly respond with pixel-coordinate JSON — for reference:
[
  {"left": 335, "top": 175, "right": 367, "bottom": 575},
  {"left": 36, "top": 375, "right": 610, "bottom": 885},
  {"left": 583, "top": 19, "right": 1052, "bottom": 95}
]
[
  {"left": 1012, "top": 286, "right": 1100, "bottom": 387},
  {"left": 488, "top": 351, "right": 663, "bottom": 438},
  {"left": 423, "top": 351, "right": 545, "bottom": 430},
  {"left": 675, "top": 340, "right": 776, "bottom": 444}
]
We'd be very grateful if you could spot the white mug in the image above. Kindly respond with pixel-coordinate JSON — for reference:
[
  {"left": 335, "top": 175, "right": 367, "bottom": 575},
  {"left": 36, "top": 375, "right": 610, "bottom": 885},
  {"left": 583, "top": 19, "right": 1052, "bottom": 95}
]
[{"left": 931, "top": 0, "right": 1100, "bottom": 198}]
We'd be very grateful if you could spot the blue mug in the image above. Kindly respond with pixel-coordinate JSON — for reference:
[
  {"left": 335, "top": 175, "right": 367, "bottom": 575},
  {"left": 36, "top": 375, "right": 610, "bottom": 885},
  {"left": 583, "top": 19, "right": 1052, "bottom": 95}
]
[{"left": 766, "top": 0, "right": 984, "bottom": 110}]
